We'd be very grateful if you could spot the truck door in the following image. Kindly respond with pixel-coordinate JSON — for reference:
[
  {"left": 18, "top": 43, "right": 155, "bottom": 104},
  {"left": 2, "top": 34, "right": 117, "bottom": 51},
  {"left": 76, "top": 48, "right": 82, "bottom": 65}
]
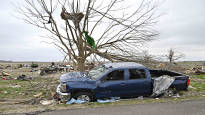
[
  {"left": 96, "top": 69, "right": 128, "bottom": 98},
  {"left": 125, "top": 68, "right": 151, "bottom": 96}
]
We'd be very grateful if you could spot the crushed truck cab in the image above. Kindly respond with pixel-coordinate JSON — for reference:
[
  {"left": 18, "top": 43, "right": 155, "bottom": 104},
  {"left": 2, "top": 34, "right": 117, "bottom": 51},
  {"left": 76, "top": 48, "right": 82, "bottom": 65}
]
[{"left": 57, "top": 62, "right": 190, "bottom": 102}]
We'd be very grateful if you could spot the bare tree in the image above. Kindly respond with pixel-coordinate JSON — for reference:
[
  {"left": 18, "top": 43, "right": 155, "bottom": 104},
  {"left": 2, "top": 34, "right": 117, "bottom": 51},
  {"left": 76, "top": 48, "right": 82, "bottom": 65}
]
[
  {"left": 17, "top": 0, "right": 160, "bottom": 71},
  {"left": 141, "top": 50, "right": 153, "bottom": 63},
  {"left": 165, "top": 48, "right": 185, "bottom": 64}
]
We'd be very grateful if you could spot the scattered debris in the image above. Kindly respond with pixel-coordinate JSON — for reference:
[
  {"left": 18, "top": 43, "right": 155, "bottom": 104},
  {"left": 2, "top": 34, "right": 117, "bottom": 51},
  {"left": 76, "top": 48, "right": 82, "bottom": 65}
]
[
  {"left": 1, "top": 77, "right": 6, "bottom": 80},
  {"left": 34, "top": 92, "right": 43, "bottom": 98},
  {"left": 29, "top": 99, "right": 38, "bottom": 105},
  {"left": 194, "top": 69, "right": 205, "bottom": 74},
  {"left": 186, "top": 66, "right": 205, "bottom": 74},
  {"left": 97, "top": 99, "right": 115, "bottom": 103},
  {"left": 17, "top": 64, "right": 23, "bottom": 68},
  {"left": 0, "top": 99, "right": 36, "bottom": 105},
  {"left": 157, "top": 63, "right": 165, "bottom": 69},
  {"left": 189, "top": 85, "right": 197, "bottom": 90},
  {"left": 66, "top": 97, "right": 121, "bottom": 105},
  {"left": 3, "top": 91, "right": 8, "bottom": 94},
  {"left": 0, "top": 71, "right": 12, "bottom": 76},
  {"left": 60, "top": 8, "right": 84, "bottom": 27},
  {"left": 137, "top": 96, "right": 144, "bottom": 100},
  {"left": 83, "top": 31, "right": 96, "bottom": 49},
  {"left": 16, "top": 98, "right": 40, "bottom": 105},
  {"left": 30, "top": 68, "right": 38, "bottom": 72},
  {"left": 186, "top": 69, "right": 205, "bottom": 75},
  {"left": 40, "top": 66, "right": 59, "bottom": 75},
  {"left": 1, "top": 77, "right": 14, "bottom": 80},
  {"left": 17, "top": 74, "right": 33, "bottom": 81},
  {"left": 97, "top": 97, "right": 120, "bottom": 103},
  {"left": 10, "top": 84, "right": 21, "bottom": 88},
  {"left": 0, "top": 72, "right": 14, "bottom": 80},
  {"left": 59, "top": 65, "right": 74, "bottom": 72},
  {"left": 31, "top": 63, "right": 38, "bottom": 68},
  {"left": 24, "top": 64, "right": 31, "bottom": 68},
  {"left": 40, "top": 100, "right": 56, "bottom": 105},
  {"left": 0, "top": 65, "right": 4, "bottom": 69},
  {"left": 172, "top": 93, "right": 180, "bottom": 98},
  {"left": 50, "top": 89, "right": 59, "bottom": 100},
  {"left": 66, "top": 98, "right": 86, "bottom": 104},
  {"left": 5, "top": 65, "right": 11, "bottom": 69},
  {"left": 40, "top": 63, "right": 60, "bottom": 75}
]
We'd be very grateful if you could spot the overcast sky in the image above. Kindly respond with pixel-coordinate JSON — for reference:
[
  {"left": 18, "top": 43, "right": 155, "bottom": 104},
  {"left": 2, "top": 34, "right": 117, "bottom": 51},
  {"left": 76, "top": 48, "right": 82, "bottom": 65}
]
[{"left": 0, "top": 0, "right": 204, "bottom": 62}]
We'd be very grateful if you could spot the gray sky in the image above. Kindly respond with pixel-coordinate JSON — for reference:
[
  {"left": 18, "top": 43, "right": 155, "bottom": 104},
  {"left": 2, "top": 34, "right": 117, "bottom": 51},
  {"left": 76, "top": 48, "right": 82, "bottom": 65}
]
[
  {"left": 145, "top": 0, "right": 205, "bottom": 61},
  {"left": 0, "top": 0, "right": 204, "bottom": 61}
]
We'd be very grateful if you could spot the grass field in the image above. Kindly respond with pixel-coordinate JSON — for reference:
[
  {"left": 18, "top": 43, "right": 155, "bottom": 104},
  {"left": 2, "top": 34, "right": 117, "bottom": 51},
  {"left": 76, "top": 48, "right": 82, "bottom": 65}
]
[{"left": 0, "top": 62, "right": 205, "bottom": 114}]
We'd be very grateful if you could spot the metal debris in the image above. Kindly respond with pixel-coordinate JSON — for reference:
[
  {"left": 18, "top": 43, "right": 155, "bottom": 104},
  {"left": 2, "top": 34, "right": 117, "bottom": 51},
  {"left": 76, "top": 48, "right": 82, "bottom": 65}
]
[
  {"left": 40, "top": 100, "right": 56, "bottom": 105},
  {"left": 17, "top": 74, "right": 33, "bottom": 81},
  {"left": 151, "top": 75, "right": 175, "bottom": 97}
]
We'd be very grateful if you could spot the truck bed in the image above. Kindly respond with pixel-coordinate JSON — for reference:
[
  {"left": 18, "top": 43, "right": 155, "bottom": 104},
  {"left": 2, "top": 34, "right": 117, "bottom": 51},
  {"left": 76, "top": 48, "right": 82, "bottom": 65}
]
[
  {"left": 150, "top": 70, "right": 189, "bottom": 91},
  {"left": 150, "top": 70, "right": 184, "bottom": 78}
]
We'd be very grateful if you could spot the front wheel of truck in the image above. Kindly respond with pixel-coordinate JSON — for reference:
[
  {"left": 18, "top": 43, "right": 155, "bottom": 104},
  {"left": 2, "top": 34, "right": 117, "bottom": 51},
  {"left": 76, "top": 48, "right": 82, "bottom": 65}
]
[{"left": 73, "top": 92, "right": 94, "bottom": 102}]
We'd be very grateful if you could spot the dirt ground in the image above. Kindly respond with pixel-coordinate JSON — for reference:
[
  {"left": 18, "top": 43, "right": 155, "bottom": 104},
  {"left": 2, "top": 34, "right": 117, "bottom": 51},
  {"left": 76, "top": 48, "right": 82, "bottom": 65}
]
[{"left": 0, "top": 62, "right": 205, "bottom": 114}]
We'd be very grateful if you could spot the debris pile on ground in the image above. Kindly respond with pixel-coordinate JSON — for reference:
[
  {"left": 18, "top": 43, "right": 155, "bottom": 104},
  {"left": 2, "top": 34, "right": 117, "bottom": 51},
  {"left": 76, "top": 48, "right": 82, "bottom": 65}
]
[
  {"left": 39, "top": 62, "right": 62, "bottom": 75},
  {"left": 34, "top": 92, "right": 43, "bottom": 98},
  {"left": 97, "top": 99, "right": 115, "bottom": 103},
  {"left": 17, "top": 74, "right": 33, "bottom": 81},
  {"left": 0, "top": 71, "right": 14, "bottom": 80},
  {"left": 30, "top": 68, "right": 38, "bottom": 72},
  {"left": 40, "top": 100, "right": 56, "bottom": 105},
  {"left": 0, "top": 64, "right": 4, "bottom": 69},
  {"left": 97, "top": 97, "right": 120, "bottom": 103},
  {"left": 193, "top": 68, "right": 205, "bottom": 74},
  {"left": 40, "top": 66, "right": 59, "bottom": 75},
  {"left": 1, "top": 77, "right": 14, "bottom": 80},
  {"left": 66, "top": 98, "right": 87, "bottom": 104},
  {"left": 0, "top": 71, "right": 12, "bottom": 76},
  {"left": 9, "top": 84, "right": 21, "bottom": 88},
  {"left": 31, "top": 63, "right": 38, "bottom": 68},
  {"left": 185, "top": 66, "right": 205, "bottom": 75}
]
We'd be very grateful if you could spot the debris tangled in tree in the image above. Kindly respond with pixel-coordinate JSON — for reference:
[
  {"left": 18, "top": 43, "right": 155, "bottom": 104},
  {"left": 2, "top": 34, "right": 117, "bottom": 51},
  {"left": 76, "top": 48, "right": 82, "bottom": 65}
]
[
  {"left": 60, "top": 8, "right": 84, "bottom": 27},
  {"left": 83, "top": 31, "right": 96, "bottom": 49}
]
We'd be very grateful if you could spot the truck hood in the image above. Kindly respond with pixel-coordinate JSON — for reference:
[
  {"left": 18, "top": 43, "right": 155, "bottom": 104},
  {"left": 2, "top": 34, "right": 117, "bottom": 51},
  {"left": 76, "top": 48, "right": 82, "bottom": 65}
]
[{"left": 60, "top": 72, "right": 91, "bottom": 83}]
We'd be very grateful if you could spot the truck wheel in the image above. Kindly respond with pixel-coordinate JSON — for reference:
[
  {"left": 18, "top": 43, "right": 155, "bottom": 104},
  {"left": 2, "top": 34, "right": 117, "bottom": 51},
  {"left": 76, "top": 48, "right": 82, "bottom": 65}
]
[
  {"left": 73, "top": 92, "right": 93, "bottom": 102},
  {"left": 164, "top": 88, "right": 175, "bottom": 97}
]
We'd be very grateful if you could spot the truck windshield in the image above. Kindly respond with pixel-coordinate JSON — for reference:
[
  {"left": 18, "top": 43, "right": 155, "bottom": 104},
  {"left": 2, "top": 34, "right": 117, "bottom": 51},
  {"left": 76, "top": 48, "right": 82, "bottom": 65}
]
[{"left": 89, "top": 65, "right": 108, "bottom": 80}]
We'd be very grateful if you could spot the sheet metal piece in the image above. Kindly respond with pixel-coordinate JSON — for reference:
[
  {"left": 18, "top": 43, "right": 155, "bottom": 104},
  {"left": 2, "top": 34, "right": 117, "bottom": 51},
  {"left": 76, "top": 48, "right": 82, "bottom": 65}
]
[{"left": 151, "top": 75, "right": 175, "bottom": 97}]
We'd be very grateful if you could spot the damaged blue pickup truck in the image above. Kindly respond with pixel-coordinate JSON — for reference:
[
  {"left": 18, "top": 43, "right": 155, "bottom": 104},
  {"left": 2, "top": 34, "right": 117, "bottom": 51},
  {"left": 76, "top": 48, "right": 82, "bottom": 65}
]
[{"left": 57, "top": 62, "right": 190, "bottom": 102}]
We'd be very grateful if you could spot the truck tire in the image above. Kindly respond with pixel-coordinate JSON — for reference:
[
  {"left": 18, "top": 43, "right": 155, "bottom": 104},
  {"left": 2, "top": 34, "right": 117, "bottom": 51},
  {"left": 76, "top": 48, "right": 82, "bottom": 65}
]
[
  {"left": 164, "top": 88, "right": 175, "bottom": 97},
  {"left": 73, "top": 92, "right": 94, "bottom": 102}
]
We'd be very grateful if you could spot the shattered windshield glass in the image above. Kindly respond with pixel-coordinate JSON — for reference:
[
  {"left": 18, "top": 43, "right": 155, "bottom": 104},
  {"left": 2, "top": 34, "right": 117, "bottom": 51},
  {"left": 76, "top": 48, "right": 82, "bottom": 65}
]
[{"left": 89, "top": 65, "right": 108, "bottom": 80}]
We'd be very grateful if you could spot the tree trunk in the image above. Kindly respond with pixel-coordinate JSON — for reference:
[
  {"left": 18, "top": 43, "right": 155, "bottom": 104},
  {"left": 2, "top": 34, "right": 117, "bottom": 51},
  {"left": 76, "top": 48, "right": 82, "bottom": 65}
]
[
  {"left": 169, "top": 58, "right": 172, "bottom": 64},
  {"left": 77, "top": 34, "right": 86, "bottom": 72},
  {"left": 77, "top": 58, "right": 85, "bottom": 71}
]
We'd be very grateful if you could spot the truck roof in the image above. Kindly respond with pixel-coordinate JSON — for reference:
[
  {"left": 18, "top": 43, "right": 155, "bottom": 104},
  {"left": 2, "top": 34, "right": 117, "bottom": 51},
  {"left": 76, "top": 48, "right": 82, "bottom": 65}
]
[{"left": 103, "top": 62, "right": 145, "bottom": 69}]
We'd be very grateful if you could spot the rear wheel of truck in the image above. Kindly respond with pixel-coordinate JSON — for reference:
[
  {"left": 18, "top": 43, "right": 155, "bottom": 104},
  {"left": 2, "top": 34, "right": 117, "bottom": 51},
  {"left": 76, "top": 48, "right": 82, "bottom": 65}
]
[
  {"left": 73, "top": 92, "right": 94, "bottom": 102},
  {"left": 164, "top": 88, "right": 175, "bottom": 97}
]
